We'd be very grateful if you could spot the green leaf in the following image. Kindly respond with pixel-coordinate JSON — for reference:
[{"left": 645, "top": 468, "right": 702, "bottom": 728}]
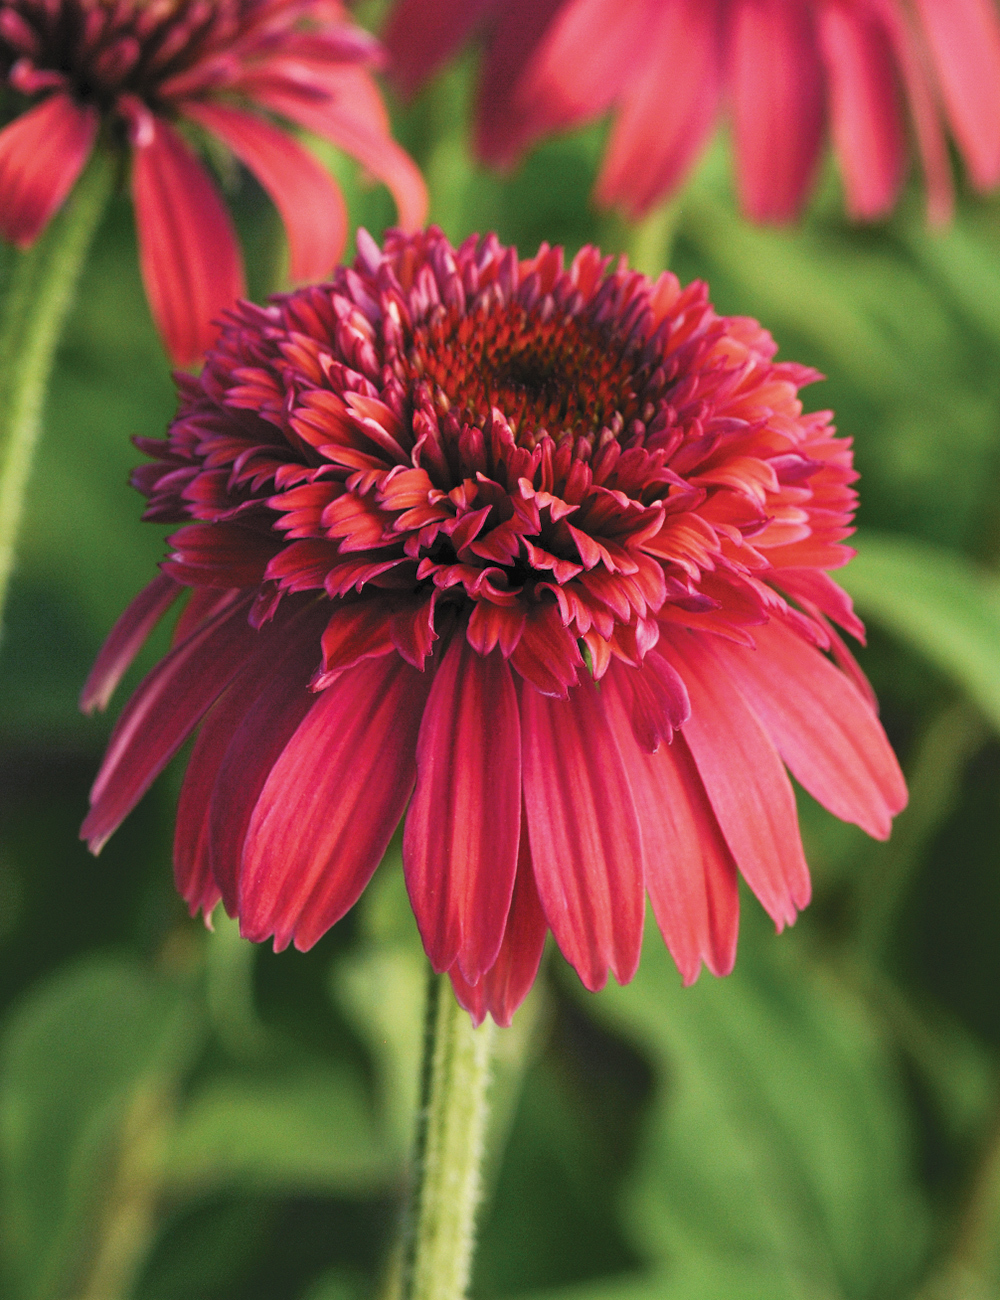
[
  {"left": 906, "top": 221, "right": 1000, "bottom": 352},
  {"left": 164, "top": 1065, "right": 395, "bottom": 1197},
  {"left": 332, "top": 943, "right": 426, "bottom": 1158},
  {"left": 840, "top": 531, "right": 1000, "bottom": 731},
  {"left": 302, "top": 1265, "right": 369, "bottom": 1300},
  {"left": 538, "top": 913, "right": 929, "bottom": 1300},
  {"left": 0, "top": 956, "right": 200, "bottom": 1300},
  {"left": 329, "top": 846, "right": 428, "bottom": 1157}
]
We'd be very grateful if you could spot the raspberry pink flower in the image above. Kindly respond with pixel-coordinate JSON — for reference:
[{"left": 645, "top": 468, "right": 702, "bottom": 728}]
[
  {"left": 81, "top": 228, "right": 906, "bottom": 1025},
  {"left": 0, "top": 0, "right": 427, "bottom": 364},
  {"left": 385, "top": 0, "right": 1000, "bottom": 224}
]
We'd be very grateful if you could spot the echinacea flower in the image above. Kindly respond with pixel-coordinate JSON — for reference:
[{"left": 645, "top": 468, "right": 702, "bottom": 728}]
[
  {"left": 384, "top": 0, "right": 1000, "bottom": 224},
  {"left": 0, "top": 0, "right": 427, "bottom": 364},
  {"left": 81, "top": 227, "right": 906, "bottom": 1026}
]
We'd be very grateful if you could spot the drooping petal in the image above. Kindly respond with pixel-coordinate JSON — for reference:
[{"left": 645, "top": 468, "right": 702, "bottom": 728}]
[
  {"left": 620, "top": 648, "right": 690, "bottom": 752},
  {"left": 175, "top": 693, "right": 238, "bottom": 920},
  {"left": 0, "top": 93, "right": 97, "bottom": 247},
  {"left": 448, "top": 825, "right": 548, "bottom": 1027},
  {"left": 238, "top": 654, "right": 430, "bottom": 951},
  {"left": 596, "top": 0, "right": 723, "bottom": 217},
  {"left": 506, "top": 0, "right": 651, "bottom": 149},
  {"left": 384, "top": 0, "right": 497, "bottom": 98},
  {"left": 182, "top": 102, "right": 346, "bottom": 284},
  {"left": 250, "top": 75, "right": 428, "bottom": 231},
  {"left": 176, "top": 604, "right": 325, "bottom": 917},
  {"left": 80, "top": 573, "right": 183, "bottom": 714},
  {"left": 521, "top": 675, "right": 644, "bottom": 990},
  {"left": 171, "top": 587, "right": 242, "bottom": 649},
  {"left": 769, "top": 567, "right": 866, "bottom": 641},
  {"left": 914, "top": 0, "right": 1000, "bottom": 190},
  {"left": 207, "top": 617, "right": 327, "bottom": 913},
  {"left": 475, "top": 0, "right": 567, "bottom": 166},
  {"left": 601, "top": 662, "right": 738, "bottom": 983},
  {"left": 130, "top": 116, "right": 245, "bottom": 366},
  {"left": 878, "top": 0, "right": 954, "bottom": 224},
  {"left": 706, "top": 621, "right": 907, "bottom": 839},
  {"left": 81, "top": 595, "right": 255, "bottom": 853},
  {"left": 817, "top": 0, "right": 907, "bottom": 219},
  {"left": 729, "top": 0, "right": 826, "bottom": 221},
  {"left": 404, "top": 637, "right": 521, "bottom": 982},
  {"left": 658, "top": 630, "right": 812, "bottom": 929},
  {"left": 822, "top": 615, "right": 878, "bottom": 711}
]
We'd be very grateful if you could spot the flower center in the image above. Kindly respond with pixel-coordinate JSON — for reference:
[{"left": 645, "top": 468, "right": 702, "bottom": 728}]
[
  {"left": 406, "top": 301, "right": 647, "bottom": 450},
  {"left": 0, "top": 0, "right": 238, "bottom": 112}
]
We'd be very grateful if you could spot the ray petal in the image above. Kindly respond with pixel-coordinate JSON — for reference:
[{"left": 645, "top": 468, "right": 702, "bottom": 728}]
[{"left": 404, "top": 637, "right": 521, "bottom": 981}]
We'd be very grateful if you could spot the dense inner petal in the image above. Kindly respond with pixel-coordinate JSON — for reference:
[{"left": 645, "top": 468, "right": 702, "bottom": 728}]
[{"left": 135, "top": 228, "right": 858, "bottom": 697}]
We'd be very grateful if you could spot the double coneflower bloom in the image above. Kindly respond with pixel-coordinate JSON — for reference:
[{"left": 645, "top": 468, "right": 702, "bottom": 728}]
[
  {"left": 386, "top": 0, "right": 1000, "bottom": 223},
  {"left": 0, "top": 0, "right": 426, "bottom": 363},
  {"left": 82, "top": 228, "right": 906, "bottom": 1025}
]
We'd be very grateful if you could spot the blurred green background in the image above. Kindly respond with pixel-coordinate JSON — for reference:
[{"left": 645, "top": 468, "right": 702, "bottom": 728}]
[{"left": 3, "top": 38, "right": 1000, "bottom": 1300}]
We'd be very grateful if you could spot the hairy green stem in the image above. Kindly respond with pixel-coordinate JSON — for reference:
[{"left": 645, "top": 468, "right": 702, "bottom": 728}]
[
  {"left": 0, "top": 149, "right": 114, "bottom": 637},
  {"left": 401, "top": 971, "right": 495, "bottom": 1300}
]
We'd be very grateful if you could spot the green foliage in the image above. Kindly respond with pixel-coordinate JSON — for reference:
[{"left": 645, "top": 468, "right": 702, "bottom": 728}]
[
  {"left": 165, "top": 1066, "right": 393, "bottom": 1198},
  {"left": 584, "top": 916, "right": 929, "bottom": 1300},
  {"left": 0, "top": 958, "right": 200, "bottom": 1300},
  {"left": 841, "top": 534, "right": 1000, "bottom": 733}
]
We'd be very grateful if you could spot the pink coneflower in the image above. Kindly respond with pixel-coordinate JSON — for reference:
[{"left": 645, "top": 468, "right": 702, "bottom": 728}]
[
  {"left": 0, "top": 0, "right": 427, "bottom": 364},
  {"left": 81, "top": 227, "right": 905, "bottom": 1026},
  {"left": 384, "top": 0, "right": 1000, "bottom": 224}
]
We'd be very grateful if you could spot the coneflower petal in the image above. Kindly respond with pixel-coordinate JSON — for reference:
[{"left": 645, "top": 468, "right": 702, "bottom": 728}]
[
  {"left": 82, "top": 595, "right": 256, "bottom": 853},
  {"left": 521, "top": 674, "right": 644, "bottom": 991},
  {"left": 730, "top": 0, "right": 826, "bottom": 222},
  {"left": 914, "top": 0, "right": 1000, "bottom": 189},
  {"left": 595, "top": 0, "right": 722, "bottom": 218},
  {"left": 475, "top": 0, "right": 566, "bottom": 167},
  {"left": 182, "top": 101, "right": 346, "bottom": 285},
  {"left": 238, "top": 654, "right": 430, "bottom": 952},
  {"left": 177, "top": 605, "right": 327, "bottom": 917},
  {"left": 878, "top": 0, "right": 955, "bottom": 225},
  {"left": 79, "top": 573, "right": 183, "bottom": 715},
  {"left": 660, "top": 630, "right": 812, "bottom": 930},
  {"left": 251, "top": 74, "right": 428, "bottom": 232},
  {"left": 0, "top": 92, "right": 96, "bottom": 247},
  {"left": 130, "top": 116, "right": 246, "bottom": 367},
  {"left": 509, "top": 0, "right": 649, "bottom": 146},
  {"left": 706, "top": 621, "right": 907, "bottom": 840},
  {"left": 601, "top": 661, "right": 738, "bottom": 984},
  {"left": 384, "top": 0, "right": 495, "bottom": 99},
  {"left": 448, "top": 827, "right": 548, "bottom": 1027},
  {"left": 404, "top": 636, "right": 521, "bottom": 982},
  {"left": 817, "top": 0, "right": 907, "bottom": 219}
]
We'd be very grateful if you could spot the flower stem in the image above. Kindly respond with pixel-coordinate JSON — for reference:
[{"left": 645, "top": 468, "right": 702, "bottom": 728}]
[
  {"left": 0, "top": 148, "right": 115, "bottom": 637},
  {"left": 402, "top": 970, "right": 495, "bottom": 1300}
]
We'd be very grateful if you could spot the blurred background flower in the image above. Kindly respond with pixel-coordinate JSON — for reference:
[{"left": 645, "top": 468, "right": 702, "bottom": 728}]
[
  {"left": 0, "top": 0, "right": 427, "bottom": 363},
  {"left": 385, "top": 0, "right": 1000, "bottom": 224}
]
